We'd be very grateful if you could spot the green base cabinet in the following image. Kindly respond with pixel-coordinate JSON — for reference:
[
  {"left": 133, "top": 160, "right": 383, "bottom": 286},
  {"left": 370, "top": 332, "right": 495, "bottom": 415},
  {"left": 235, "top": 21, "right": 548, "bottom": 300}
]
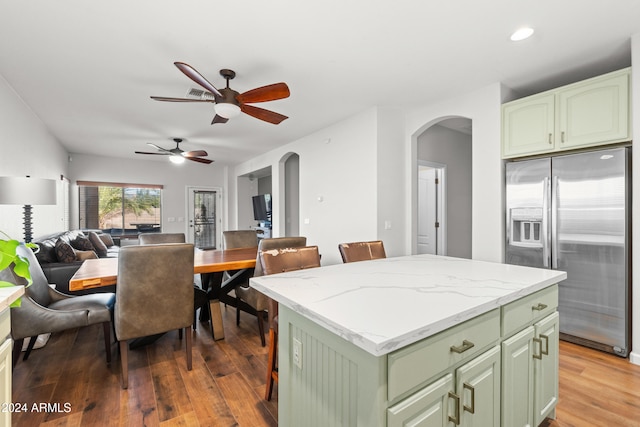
[
  {"left": 502, "top": 68, "right": 631, "bottom": 159},
  {"left": 277, "top": 286, "right": 559, "bottom": 427}
]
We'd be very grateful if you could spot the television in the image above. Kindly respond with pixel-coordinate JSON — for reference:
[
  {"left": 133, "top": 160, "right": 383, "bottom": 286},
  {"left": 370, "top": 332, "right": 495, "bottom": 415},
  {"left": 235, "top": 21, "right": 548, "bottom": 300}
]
[{"left": 252, "top": 194, "right": 272, "bottom": 221}]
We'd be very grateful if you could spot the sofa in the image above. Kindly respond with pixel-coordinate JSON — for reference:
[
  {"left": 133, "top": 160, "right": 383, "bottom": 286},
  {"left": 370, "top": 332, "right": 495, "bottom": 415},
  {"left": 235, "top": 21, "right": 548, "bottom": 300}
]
[{"left": 33, "top": 230, "right": 119, "bottom": 296}]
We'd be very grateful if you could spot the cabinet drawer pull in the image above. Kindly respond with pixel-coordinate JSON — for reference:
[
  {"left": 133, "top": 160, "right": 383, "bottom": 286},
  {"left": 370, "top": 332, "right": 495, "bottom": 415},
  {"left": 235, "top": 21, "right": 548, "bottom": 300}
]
[
  {"left": 450, "top": 340, "right": 475, "bottom": 354},
  {"left": 540, "top": 334, "right": 549, "bottom": 356},
  {"left": 561, "top": 131, "right": 565, "bottom": 143},
  {"left": 448, "top": 391, "right": 460, "bottom": 425},
  {"left": 463, "top": 382, "right": 475, "bottom": 414},
  {"left": 533, "top": 337, "right": 542, "bottom": 359},
  {"left": 548, "top": 133, "right": 553, "bottom": 144},
  {"left": 532, "top": 303, "right": 548, "bottom": 311}
]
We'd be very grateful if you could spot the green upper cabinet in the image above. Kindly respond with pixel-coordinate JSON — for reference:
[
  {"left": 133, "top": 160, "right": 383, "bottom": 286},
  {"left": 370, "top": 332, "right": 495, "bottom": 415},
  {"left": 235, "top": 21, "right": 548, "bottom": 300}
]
[{"left": 502, "top": 68, "right": 631, "bottom": 159}]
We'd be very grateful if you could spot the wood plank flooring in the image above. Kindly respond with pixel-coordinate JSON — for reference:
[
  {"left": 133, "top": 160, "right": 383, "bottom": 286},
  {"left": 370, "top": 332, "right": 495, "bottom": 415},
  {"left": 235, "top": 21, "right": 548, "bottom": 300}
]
[{"left": 12, "top": 308, "right": 640, "bottom": 426}]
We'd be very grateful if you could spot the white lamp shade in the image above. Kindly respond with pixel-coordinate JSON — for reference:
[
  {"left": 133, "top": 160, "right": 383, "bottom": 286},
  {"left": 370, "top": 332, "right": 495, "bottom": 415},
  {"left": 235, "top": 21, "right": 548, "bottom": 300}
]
[
  {"left": 0, "top": 176, "right": 57, "bottom": 205},
  {"left": 214, "top": 102, "right": 241, "bottom": 119}
]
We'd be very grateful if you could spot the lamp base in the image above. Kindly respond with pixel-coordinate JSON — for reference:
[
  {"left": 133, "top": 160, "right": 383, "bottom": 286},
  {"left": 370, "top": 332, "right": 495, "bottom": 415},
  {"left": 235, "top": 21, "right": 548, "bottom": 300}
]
[{"left": 23, "top": 204, "right": 33, "bottom": 243}]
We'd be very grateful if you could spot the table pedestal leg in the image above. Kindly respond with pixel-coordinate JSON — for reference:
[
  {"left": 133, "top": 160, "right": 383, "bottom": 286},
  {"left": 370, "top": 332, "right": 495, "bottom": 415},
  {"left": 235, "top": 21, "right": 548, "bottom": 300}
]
[{"left": 209, "top": 299, "right": 225, "bottom": 340}]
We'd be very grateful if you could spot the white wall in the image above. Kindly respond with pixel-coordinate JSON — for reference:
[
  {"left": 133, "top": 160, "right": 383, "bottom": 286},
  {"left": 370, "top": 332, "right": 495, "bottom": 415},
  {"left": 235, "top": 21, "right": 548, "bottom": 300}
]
[
  {"left": 0, "top": 74, "right": 69, "bottom": 239},
  {"left": 629, "top": 33, "right": 640, "bottom": 366},
  {"left": 405, "top": 83, "right": 503, "bottom": 262},
  {"left": 235, "top": 108, "right": 381, "bottom": 265},
  {"left": 68, "top": 153, "right": 228, "bottom": 236}
]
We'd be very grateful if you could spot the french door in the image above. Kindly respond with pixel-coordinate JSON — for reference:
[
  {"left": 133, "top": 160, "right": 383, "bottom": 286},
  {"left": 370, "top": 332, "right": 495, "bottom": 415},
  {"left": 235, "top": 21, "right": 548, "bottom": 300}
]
[{"left": 187, "top": 187, "right": 222, "bottom": 249}]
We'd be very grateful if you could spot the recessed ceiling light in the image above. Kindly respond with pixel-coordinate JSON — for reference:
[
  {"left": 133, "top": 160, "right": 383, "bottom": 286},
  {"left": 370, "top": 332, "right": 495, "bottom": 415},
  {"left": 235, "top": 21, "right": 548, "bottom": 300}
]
[{"left": 510, "top": 27, "right": 534, "bottom": 41}]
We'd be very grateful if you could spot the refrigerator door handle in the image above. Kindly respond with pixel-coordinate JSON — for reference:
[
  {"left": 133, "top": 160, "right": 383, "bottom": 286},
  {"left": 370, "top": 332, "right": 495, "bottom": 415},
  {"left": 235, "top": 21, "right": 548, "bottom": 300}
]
[
  {"left": 542, "top": 177, "right": 550, "bottom": 268},
  {"left": 551, "top": 175, "right": 559, "bottom": 269}
]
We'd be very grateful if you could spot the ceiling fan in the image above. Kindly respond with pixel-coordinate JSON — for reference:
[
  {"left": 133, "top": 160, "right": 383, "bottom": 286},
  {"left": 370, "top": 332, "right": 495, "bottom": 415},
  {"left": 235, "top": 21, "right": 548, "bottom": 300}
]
[
  {"left": 151, "top": 62, "right": 290, "bottom": 125},
  {"left": 135, "top": 138, "right": 213, "bottom": 164}
]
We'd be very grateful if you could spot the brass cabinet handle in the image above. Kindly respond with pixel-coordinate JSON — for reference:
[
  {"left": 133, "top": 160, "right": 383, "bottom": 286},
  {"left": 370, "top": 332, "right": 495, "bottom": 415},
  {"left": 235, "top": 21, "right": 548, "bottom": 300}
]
[
  {"left": 540, "top": 333, "right": 549, "bottom": 356},
  {"left": 450, "top": 340, "right": 475, "bottom": 354},
  {"left": 548, "top": 133, "right": 553, "bottom": 144},
  {"left": 463, "top": 382, "right": 475, "bottom": 414},
  {"left": 532, "top": 303, "right": 548, "bottom": 311},
  {"left": 448, "top": 391, "right": 460, "bottom": 425},
  {"left": 533, "top": 337, "right": 543, "bottom": 360}
]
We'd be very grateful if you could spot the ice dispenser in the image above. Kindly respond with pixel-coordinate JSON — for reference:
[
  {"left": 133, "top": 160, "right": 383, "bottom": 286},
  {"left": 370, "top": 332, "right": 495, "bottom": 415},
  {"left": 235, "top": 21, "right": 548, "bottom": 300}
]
[{"left": 510, "top": 207, "right": 543, "bottom": 247}]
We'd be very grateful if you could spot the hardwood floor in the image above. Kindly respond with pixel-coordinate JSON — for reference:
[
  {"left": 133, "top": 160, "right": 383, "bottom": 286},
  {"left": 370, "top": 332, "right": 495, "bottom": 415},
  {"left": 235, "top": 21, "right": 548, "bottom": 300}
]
[{"left": 12, "top": 308, "right": 640, "bottom": 426}]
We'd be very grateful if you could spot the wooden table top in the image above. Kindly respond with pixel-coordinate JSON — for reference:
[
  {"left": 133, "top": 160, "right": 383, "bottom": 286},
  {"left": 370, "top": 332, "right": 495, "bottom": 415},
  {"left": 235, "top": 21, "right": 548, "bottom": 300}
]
[{"left": 69, "top": 246, "right": 258, "bottom": 291}]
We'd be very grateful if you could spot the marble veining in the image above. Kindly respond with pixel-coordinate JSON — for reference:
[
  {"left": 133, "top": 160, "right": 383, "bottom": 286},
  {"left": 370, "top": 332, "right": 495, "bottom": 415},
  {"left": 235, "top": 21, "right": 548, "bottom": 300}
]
[{"left": 250, "top": 254, "right": 566, "bottom": 356}]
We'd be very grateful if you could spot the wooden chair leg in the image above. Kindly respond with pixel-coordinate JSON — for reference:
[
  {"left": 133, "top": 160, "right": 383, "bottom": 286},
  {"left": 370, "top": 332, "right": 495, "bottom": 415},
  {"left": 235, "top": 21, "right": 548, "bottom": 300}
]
[
  {"left": 103, "top": 322, "right": 112, "bottom": 364},
  {"left": 185, "top": 328, "right": 192, "bottom": 371},
  {"left": 236, "top": 295, "right": 241, "bottom": 326},
  {"left": 12, "top": 338, "right": 23, "bottom": 367},
  {"left": 23, "top": 336, "right": 37, "bottom": 361},
  {"left": 119, "top": 341, "right": 129, "bottom": 389},
  {"left": 265, "top": 328, "right": 278, "bottom": 400},
  {"left": 257, "top": 312, "right": 266, "bottom": 347},
  {"left": 178, "top": 328, "right": 183, "bottom": 339}
]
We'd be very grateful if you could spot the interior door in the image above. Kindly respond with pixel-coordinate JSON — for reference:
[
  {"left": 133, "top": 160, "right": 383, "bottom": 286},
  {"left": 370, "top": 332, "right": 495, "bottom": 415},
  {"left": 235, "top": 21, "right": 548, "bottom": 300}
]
[
  {"left": 187, "top": 187, "right": 221, "bottom": 249},
  {"left": 418, "top": 163, "right": 444, "bottom": 255}
]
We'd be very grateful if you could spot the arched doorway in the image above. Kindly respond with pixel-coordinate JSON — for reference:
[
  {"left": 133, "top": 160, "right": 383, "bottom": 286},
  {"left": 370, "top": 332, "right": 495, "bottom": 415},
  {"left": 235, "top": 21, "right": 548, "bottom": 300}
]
[{"left": 414, "top": 117, "right": 472, "bottom": 258}]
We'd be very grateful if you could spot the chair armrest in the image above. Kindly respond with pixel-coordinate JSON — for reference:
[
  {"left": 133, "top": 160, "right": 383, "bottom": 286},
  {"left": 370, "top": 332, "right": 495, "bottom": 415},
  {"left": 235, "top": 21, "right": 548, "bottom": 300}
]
[{"left": 10, "top": 297, "right": 90, "bottom": 340}]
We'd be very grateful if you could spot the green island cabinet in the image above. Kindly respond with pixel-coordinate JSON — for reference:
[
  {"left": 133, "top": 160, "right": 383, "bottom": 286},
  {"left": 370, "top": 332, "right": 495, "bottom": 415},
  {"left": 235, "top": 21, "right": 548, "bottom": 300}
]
[
  {"left": 502, "top": 67, "right": 631, "bottom": 159},
  {"left": 250, "top": 254, "right": 566, "bottom": 427}
]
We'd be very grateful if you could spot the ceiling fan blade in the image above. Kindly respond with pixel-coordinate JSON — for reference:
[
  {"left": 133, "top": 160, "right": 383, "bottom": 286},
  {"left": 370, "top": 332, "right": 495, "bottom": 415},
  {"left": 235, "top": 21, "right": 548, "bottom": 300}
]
[
  {"left": 146, "top": 143, "right": 172, "bottom": 153},
  {"left": 211, "top": 115, "right": 229, "bottom": 125},
  {"left": 151, "top": 96, "right": 213, "bottom": 103},
  {"left": 174, "top": 62, "right": 222, "bottom": 98},
  {"left": 237, "top": 83, "right": 290, "bottom": 104},
  {"left": 241, "top": 104, "right": 288, "bottom": 124},
  {"left": 135, "top": 151, "right": 169, "bottom": 156},
  {"left": 183, "top": 150, "right": 208, "bottom": 157},
  {"left": 186, "top": 156, "right": 214, "bottom": 164}
]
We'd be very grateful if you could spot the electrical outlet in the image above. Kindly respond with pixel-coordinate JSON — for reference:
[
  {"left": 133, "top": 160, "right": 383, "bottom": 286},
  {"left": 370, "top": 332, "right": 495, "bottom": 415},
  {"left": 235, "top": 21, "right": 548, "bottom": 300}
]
[{"left": 292, "top": 338, "right": 302, "bottom": 369}]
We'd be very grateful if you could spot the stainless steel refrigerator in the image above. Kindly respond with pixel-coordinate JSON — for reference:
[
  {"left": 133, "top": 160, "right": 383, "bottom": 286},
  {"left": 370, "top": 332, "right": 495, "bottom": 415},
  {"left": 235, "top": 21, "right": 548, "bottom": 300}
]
[{"left": 505, "top": 147, "right": 630, "bottom": 356}]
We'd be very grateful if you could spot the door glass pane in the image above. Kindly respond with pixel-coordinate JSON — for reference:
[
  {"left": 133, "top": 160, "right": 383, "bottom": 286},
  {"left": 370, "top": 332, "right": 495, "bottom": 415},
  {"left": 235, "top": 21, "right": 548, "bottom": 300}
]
[{"left": 193, "top": 190, "right": 217, "bottom": 249}]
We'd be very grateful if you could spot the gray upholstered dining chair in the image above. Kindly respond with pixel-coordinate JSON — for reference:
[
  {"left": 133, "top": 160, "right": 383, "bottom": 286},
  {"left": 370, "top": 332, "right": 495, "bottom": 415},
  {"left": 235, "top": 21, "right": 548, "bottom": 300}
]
[
  {"left": 5, "top": 244, "right": 115, "bottom": 366},
  {"left": 114, "top": 243, "right": 194, "bottom": 389},
  {"left": 138, "top": 232, "right": 208, "bottom": 330},
  {"left": 138, "top": 232, "right": 186, "bottom": 245},
  {"left": 234, "top": 236, "right": 307, "bottom": 346},
  {"left": 259, "top": 245, "right": 321, "bottom": 400},
  {"left": 338, "top": 240, "right": 386, "bottom": 263}
]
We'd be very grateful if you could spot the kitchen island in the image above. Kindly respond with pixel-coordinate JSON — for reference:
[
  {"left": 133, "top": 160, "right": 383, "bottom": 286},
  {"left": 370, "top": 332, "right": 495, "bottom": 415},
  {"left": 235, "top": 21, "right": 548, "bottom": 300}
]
[{"left": 250, "top": 254, "right": 567, "bottom": 427}]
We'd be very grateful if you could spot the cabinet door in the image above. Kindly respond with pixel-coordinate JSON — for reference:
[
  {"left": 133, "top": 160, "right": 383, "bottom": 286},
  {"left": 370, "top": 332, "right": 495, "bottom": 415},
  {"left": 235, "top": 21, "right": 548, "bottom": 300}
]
[
  {"left": 456, "top": 345, "right": 501, "bottom": 427},
  {"left": 0, "top": 338, "right": 12, "bottom": 427},
  {"left": 502, "top": 93, "right": 555, "bottom": 158},
  {"left": 387, "top": 374, "right": 454, "bottom": 427},
  {"left": 557, "top": 70, "right": 630, "bottom": 150},
  {"left": 534, "top": 312, "right": 559, "bottom": 426},
  {"left": 501, "top": 327, "right": 534, "bottom": 427}
]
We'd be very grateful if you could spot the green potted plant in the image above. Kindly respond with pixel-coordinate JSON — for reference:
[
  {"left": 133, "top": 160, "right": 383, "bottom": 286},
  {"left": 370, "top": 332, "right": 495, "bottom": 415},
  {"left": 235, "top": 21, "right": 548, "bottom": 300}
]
[{"left": 0, "top": 231, "right": 34, "bottom": 307}]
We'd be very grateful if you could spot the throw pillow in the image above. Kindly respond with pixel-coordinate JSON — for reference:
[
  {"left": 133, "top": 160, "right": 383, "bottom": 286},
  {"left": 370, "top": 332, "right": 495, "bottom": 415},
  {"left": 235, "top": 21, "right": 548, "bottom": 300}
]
[
  {"left": 98, "top": 233, "right": 114, "bottom": 247},
  {"left": 75, "top": 250, "right": 98, "bottom": 261},
  {"left": 88, "top": 232, "right": 108, "bottom": 257},
  {"left": 55, "top": 238, "right": 76, "bottom": 263},
  {"left": 72, "top": 235, "right": 94, "bottom": 251}
]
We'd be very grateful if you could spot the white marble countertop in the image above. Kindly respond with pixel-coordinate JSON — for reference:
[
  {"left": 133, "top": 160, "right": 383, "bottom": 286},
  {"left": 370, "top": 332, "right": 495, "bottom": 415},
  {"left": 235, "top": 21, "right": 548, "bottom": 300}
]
[
  {"left": 250, "top": 254, "right": 566, "bottom": 356},
  {"left": 0, "top": 286, "right": 25, "bottom": 312}
]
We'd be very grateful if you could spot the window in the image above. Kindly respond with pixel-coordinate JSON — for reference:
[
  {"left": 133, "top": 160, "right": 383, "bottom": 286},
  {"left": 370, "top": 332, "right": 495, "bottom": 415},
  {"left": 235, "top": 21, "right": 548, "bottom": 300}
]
[{"left": 78, "top": 181, "right": 162, "bottom": 235}]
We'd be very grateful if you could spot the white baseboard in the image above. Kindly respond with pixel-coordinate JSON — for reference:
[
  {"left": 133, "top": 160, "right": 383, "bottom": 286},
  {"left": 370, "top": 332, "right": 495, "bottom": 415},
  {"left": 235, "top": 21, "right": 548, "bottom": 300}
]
[{"left": 629, "top": 351, "right": 640, "bottom": 366}]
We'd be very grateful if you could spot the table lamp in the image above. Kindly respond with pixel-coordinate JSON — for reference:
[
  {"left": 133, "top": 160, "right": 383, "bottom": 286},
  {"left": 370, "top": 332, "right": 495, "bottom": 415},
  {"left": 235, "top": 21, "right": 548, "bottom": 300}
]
[{"left": 0, "top": 176, "right": 57, "bottom": 243}]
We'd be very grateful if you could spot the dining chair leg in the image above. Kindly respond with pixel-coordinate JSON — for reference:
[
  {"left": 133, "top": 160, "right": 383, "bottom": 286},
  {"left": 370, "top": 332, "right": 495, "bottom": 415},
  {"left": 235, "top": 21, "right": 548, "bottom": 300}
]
[
  {"left": 103, "top": 322, "right": 112, "bottom": 364},
  {"left": 12, "top": 338, "right": 23, "bottom": 367},
  {"left": 23, "top": 335, "right": 37, "bottom": 361},
  {"left": 265, "top": 328, "right": 278, "bottom": 400},
  {"left": 119, "top": 341, "right": 129, "bottom": 389},
  {"left": 186, "top": 327, "right": 193, "bottom": 371},
  {"left": 257, "top": 313, "right": 266, "bottom": 347},
  {"left": 236, "top": 295, "right": 241, "bottom": 326}
]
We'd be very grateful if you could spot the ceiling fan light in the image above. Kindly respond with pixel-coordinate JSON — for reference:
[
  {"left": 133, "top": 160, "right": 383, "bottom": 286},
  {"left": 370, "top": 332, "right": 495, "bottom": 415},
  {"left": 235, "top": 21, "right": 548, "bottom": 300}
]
[
  {"left": 215, "top": 102, "right": 241, "bottom": 119},
  {"left": 169, "top": 155, "right": 186, "bottom": 164}
]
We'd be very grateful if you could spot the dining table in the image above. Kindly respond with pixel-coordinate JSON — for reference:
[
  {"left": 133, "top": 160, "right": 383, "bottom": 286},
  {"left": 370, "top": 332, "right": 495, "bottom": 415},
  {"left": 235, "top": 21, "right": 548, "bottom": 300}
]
[{"left": 69, "top": 246, "right": 258, "bottom": 341}]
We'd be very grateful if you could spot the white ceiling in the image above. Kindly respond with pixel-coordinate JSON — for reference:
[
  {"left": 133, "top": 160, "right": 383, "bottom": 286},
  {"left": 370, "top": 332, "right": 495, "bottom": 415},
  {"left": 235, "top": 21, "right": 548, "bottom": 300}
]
[{"left": 1, "top": 0, "right": 638, "bottom": 166}]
